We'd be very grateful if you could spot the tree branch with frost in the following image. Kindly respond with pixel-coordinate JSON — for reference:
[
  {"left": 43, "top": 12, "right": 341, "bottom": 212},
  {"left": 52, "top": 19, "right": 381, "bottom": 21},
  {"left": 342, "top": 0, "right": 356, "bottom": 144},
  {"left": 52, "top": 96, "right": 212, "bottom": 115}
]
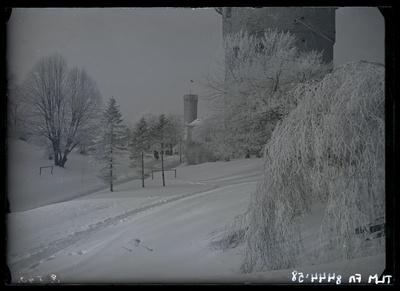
[
  {"left": 201, "top": 29, "right": 330, "bottom": 159},
  {"left": 211, "top": 61, "right": 385, "bottom": 273}
]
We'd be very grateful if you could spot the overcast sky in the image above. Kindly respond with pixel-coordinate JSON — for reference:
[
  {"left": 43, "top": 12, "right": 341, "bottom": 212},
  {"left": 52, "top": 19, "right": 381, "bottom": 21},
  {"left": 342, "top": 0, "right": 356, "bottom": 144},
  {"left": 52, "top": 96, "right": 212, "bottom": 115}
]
[{"left": 6, "top": 7, "right": 384, "bottom": 124}]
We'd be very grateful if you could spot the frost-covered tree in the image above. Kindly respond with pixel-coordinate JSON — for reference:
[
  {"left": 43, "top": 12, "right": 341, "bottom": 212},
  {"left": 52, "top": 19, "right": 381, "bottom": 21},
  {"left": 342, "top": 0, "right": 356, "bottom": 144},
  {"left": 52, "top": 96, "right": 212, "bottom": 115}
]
[
  {"left": 191, "top": 115, "right": 230, "bottom": 161},
  {"left": 92, "top": 97, "right": 127, "bottom": 192},
  {"left": 20, "top": 54, "right": 101, "bottom": 167},
  {"left": 166, "top": 111, "right": 184, "bottom": 156},
  {"left": 211, "top": 61, "right": 385, "bottom": 273},
  {"left": 149, "top": 114, "right": 174, "bottom": 186},
  {"left": 203, "top": 29, "right": 331, "bottom": 158},
  {"left": 129, "top": 117, "right": 150, "bottom": 187}
]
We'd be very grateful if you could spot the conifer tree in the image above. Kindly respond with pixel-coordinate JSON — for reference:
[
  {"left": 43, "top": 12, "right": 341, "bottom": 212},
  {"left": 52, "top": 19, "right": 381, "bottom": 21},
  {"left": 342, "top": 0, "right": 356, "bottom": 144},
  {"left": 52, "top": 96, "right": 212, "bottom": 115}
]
[
  {"left": 92, "top": 97, "right": 126, "bottom": 191},
  {"left": 150, "top": 114, "right": 173, "bottom": 186},
  {"left": 129, "top": 117, "right": 150, "bottom": 187}
]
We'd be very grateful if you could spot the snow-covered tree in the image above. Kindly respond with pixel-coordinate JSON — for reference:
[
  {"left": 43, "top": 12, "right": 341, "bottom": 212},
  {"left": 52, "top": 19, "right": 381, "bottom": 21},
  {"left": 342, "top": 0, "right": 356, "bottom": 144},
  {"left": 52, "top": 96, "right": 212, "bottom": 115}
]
[
  {"left": 20, "top": 54, "right": 101, "bottom": 167},
  {"left": 202, "top": 29, "right": 331, "bottom": 158},
  {"left": 191, "top": 115, "right": 230, "bottom": 161},
  {"left": 129, "top": 117, "right": 150, "bottom": 187},
  {"left": 166, "top": 111, "right": 184, "bottom": 156},
  {"left": 211, "top": 61, "right": 385, "bottom": 273},
  {"left": 92, "top": 97, "right": 127, "bottom": 192},
  {"left": 149, "top": 114, "right": 174, "bottom": 186}
]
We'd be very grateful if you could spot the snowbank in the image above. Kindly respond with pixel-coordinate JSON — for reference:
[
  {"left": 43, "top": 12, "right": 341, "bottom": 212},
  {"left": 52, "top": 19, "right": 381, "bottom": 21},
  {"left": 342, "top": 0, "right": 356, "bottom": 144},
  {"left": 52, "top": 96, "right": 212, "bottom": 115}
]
[
  {"left": 6, "top": 138, "right": 174, "bottom": 212},
  {"left": 7, "top": 137, "right": 385, "bottom": 284},
  {"left": 7, "top": 177, "right": 385, "bottom": 284},
  {"left": 217, "top": 61, "right": 385, "bottom": 273}
]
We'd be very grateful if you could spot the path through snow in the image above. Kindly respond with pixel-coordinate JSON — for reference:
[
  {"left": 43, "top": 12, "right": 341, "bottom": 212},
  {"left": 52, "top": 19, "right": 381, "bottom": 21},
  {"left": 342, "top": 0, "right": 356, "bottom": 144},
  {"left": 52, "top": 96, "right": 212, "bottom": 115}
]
[{"left": 7, "top": 140, "right": 385, "bottom": 284}]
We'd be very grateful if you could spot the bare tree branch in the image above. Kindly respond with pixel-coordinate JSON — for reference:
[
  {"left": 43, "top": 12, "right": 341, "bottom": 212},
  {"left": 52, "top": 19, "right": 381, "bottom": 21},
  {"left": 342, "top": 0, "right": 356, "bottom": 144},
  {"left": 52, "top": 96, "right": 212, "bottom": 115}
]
[{"left": 20, "top": 54, "right": 102, "bottom": 167}]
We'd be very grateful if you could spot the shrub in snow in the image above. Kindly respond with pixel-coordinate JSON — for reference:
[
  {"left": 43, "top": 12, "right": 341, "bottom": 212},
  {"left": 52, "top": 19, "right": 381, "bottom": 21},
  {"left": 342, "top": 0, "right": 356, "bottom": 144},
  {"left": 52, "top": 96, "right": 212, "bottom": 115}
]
[
  {"left": 211, "top": 61, "right": 385, "bottom": 273},
  {"left": 185, "top": 141, "right": 217, "bottom": 165}
]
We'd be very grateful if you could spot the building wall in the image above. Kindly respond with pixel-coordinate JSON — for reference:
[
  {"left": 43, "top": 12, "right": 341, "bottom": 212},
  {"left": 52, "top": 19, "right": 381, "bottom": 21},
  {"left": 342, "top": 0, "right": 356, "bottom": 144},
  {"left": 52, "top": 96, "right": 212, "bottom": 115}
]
[{"left": 221, "top": 7, "right": 336, "bottom": 63}]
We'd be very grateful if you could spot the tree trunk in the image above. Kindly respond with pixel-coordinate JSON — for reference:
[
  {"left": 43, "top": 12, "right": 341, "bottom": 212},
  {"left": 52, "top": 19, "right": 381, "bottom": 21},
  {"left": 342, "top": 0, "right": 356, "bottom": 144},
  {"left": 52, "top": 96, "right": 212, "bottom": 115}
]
[
  {"left": 58, "top": 148, "right": 70, "bottom": 168},
  {"left": 53, "top": 143, "right": 60, "bottom": 166},
  {"left": 54, "top": 154, "right": 59, "bottom": 166},
  {"left": 161, "top": 141, "right": 165, "bottom": 187},
  {"left": 59, "top": 155, "right": 68, "bottom": 167},
  {"left": 110, "top": 157, "right": 113, "bottom": 192},
  {"left": 141, "top": 151, "right": 145, "bottom": 188},
  {"left": 110, "top": 127, "right": 114, "bottom": 192},
  {"left": 179, "top": 139, "right": 182, "bottom": 162}
]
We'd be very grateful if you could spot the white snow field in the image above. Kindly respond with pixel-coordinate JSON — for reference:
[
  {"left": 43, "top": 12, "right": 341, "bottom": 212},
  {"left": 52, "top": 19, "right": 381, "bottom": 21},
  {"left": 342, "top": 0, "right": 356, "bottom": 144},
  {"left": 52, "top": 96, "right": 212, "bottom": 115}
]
[
  {"left": 6, "top": 139, "right": 180, "bottom": 213},
  {"left": 6, "top": 139, "right": 385, "bottom": 284}
]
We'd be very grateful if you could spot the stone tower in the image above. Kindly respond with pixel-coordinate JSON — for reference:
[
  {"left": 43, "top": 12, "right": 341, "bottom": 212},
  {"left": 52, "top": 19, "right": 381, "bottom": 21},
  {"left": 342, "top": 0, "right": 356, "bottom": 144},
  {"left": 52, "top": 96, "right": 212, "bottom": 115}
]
[
  {"left": 216, "top": 7, "right": 336, "bottom": 63},
  {"left": 183, "top": 94, "right": 198, "bottom": 125}
]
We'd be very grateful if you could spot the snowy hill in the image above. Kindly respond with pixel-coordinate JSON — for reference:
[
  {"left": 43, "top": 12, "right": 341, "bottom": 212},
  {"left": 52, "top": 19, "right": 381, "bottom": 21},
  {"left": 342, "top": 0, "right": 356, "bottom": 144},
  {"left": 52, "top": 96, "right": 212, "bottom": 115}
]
[
  {"left": 7, "top": 138, "right": 105, "bottom": 212},
  {"left": 6, "top": 138, "right": 180, "bottom": 212},
  {"left": 6, "top": 139, "right": 385, "bottom": 284}
]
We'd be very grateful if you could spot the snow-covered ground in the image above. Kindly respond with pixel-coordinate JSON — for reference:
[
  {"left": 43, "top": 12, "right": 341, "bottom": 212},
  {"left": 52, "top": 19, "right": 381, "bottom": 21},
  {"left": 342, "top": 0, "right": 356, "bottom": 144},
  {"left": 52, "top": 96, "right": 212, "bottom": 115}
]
[
  {"left": 6, "top": 139, "right": 385, "bottom": 284},
  {"left": 6, "top": 139, "right": 180, "bottom": 213}
]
